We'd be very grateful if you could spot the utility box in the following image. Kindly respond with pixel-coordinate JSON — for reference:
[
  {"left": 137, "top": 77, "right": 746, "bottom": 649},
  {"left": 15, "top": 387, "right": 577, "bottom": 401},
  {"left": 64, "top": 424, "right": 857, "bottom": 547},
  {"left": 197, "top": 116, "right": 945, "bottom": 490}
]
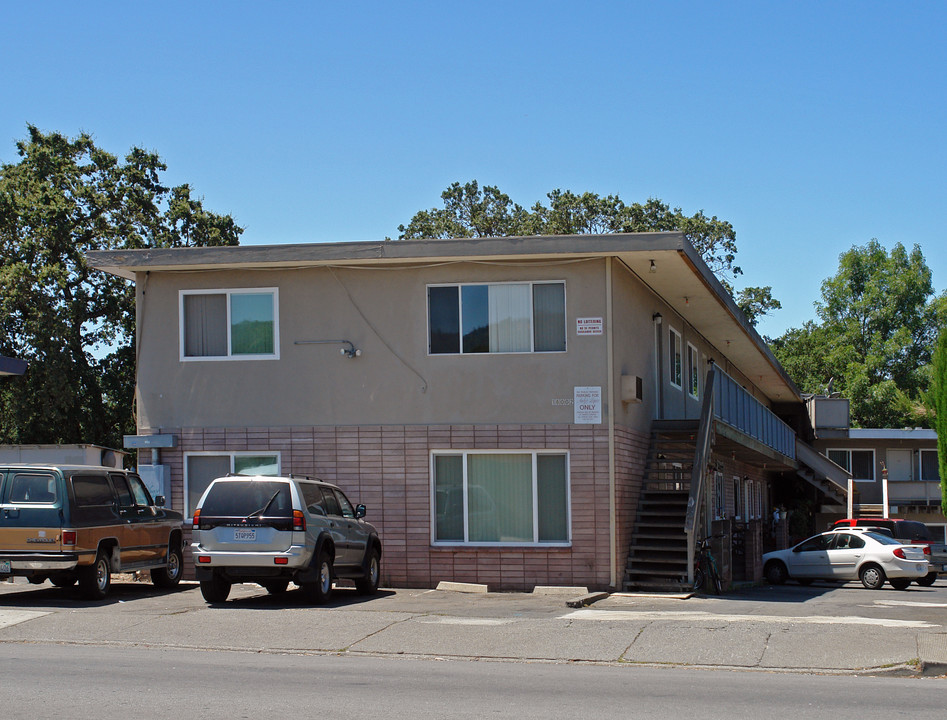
[
  {"left": 807, "top": 396, "right": 850, "bottom": 431},
  {"left": 138, "top": 464, "right": 169, "bottom": 503}
]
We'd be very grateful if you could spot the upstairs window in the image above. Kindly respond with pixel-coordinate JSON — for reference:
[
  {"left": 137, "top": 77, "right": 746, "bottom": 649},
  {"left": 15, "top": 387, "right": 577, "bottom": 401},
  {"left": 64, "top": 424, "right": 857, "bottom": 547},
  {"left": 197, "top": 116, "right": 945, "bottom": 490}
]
[
  {"left": 827, "top": 449, "right": 875, "bottom": 482},
  {"left": 181, "top": 289, "right": 278, "bottom": 360},
  {"left": 428, "top": 282, "right": 565, "bottom": 354},
  {"left": 669, "top": 327, "right": 682, "bottom": 388},
  {"left": 920, "top": 449, "right": 940, "bottom": 482},
  {"left": 687, "top": 343, "right": 700, "bottom": 399}
]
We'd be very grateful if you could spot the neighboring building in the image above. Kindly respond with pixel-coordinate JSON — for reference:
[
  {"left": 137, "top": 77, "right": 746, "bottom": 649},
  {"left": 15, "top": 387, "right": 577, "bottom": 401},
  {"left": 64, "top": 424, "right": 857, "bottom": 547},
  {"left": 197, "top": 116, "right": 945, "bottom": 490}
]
[
  {"left": 0, "top": 444, "right": 127, "bottom": 469},
  {"left": 809, "top": 396, "right": 945, "bottom": 542},
  {"left": 0, "top": 356, "right": 27, "bottom": 376},
  {"left": 87, "top": 232, "right": 848, "bottom": 591}
]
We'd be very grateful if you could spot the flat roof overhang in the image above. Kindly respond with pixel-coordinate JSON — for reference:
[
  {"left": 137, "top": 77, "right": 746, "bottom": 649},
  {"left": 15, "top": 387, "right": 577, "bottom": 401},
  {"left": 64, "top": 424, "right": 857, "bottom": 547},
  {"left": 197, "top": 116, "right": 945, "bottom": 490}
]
[
  {"left": 0, "top": 356, "right": 27, "bottom": 376},
  {"left": 86, "top": 232, "right": 802, "bottom": 403}
]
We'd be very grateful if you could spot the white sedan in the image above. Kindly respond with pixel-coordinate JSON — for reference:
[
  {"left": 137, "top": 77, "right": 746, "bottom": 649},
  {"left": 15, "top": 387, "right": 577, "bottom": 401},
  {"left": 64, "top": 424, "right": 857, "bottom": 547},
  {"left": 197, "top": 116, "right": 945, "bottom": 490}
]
[{"left": 762, "top": 528, "right": 929, "bottom": 590}]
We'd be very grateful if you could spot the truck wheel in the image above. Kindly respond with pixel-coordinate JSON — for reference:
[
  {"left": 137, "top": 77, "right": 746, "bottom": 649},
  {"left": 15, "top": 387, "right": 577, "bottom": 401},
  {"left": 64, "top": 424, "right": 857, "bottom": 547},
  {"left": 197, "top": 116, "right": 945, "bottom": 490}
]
[
  {"left": 916, "top": 572, "right": 937, "bottom": 587},
  {"left": 150, "top": 544, "right": 184, "bottom": 588},
  {"left": 79, "top": 550, "right": 112, "bottom": 600}
]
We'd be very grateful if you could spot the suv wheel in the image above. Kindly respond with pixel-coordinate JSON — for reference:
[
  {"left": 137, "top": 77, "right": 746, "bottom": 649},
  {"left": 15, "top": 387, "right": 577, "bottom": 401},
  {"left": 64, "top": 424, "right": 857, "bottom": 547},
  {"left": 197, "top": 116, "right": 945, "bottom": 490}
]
[
  {"left": 356, "top": 547, "right": 380, "bottom": 595},
  {"left": 151, "top": 544, "right": 184, "bottom": 588},
  {"left": 79, "top": 550, "right": 112, "bottom": 600},
  {"left": 303, "top": 549, "right": 333, "bottom": 604},
  {"left": 200, "top": 573, "right": 232, "bottom": 603}
]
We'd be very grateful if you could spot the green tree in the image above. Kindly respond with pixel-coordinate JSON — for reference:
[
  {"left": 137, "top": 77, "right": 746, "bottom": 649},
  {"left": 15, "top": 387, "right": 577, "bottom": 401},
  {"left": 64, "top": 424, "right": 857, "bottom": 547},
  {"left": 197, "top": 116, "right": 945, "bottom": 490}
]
[
  {"left": 0, "top": 125, "right": 242, "bottom": 449},
  {"left": 929, "top": 327, "right": 947, "bottom": 516},
  {"left": 772, "top": 240, "right": 946, "bottom": 428},
  {"left": 396, "top": 180, "right": 780, "bottom": 324}
]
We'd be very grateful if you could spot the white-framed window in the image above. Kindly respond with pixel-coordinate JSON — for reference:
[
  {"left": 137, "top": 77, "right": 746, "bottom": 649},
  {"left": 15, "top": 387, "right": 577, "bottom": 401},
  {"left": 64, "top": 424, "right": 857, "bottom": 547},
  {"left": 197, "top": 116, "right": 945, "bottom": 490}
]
[
  {"left": 686, "top": 342, "right": 699, "bottom": 399},
  {"left": 180, "top": 288, "right": 279, "bottom": 360},
  {"left": 184, "top": 452, "right": 281, "bottom": 520},
  {"left": 431, "top": 450, "right": 570, "bottom": 545},
  {"left": 827, "top": 449, "right": 875, "bottom": 482},
  {"left": 712, "top": 471, "right": 725, "bottom": 520},
  {"left": 669, "top": 326, "right": 682, "bottom": 389},
  {"left": 920, "top": 449, "right": 941, "bottom": 482},
  {"left": 732, "top": 475, "right": 743, "bottom": 520},
  {"left": 427, "top": 281, "right": 566, "bottom": 355}
]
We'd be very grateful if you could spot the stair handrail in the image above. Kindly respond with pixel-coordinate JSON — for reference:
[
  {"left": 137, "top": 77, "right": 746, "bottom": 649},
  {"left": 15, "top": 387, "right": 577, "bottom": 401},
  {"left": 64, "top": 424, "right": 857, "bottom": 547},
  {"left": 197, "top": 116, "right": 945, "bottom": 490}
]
[{"left": 685, "top": 366, "right": 716, "bottom": 586}]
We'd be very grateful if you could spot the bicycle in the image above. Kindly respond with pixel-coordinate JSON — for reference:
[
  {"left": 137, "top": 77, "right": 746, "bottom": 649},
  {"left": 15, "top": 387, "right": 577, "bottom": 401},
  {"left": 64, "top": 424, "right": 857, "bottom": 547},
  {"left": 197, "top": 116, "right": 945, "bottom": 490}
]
[{"left": 693, "top": 534, "right": 724, "bottom": 594}]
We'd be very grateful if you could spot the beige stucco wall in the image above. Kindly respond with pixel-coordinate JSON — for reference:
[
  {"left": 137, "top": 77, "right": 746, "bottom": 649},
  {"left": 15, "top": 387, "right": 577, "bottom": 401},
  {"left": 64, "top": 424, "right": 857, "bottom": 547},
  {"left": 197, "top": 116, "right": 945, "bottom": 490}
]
[{"left": 136, "top": 260, "right": 630, "bottom": 431}]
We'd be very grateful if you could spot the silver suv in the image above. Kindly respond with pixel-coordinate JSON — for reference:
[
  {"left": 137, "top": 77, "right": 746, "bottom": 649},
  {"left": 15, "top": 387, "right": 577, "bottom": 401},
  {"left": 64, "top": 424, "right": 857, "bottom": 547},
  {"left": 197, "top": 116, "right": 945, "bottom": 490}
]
[{"left": 191, "top": 475, "right": 381, "bottom": 604}]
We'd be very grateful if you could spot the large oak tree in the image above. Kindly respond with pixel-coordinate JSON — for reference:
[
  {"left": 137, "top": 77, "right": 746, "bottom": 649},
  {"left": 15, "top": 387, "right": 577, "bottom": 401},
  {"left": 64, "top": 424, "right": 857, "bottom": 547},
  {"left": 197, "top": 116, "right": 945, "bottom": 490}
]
[{"left": 0, "top": 126, "right": 242, "bottom": 449}]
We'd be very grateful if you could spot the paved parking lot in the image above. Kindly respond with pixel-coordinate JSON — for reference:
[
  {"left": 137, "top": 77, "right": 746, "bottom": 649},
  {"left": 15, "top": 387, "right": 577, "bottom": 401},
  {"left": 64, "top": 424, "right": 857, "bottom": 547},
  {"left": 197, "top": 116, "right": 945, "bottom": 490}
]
[{"left": 1, "top": 575, "right": 946, "bottom": 675}]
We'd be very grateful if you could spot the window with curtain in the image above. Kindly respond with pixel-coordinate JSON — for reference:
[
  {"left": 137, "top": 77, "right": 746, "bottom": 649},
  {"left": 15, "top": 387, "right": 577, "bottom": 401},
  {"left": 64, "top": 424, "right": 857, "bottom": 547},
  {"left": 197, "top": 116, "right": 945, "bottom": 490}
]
[
  {"left": 185, "top": 452, "right": 281, "bottom": 519},
  {"left": 428, "top": 282, "right": 566, "bottom": 354},
  {"left": 432, "top": 451, "right": 569, "bottom": 544},
  {"left": 181, "top": 289, "right": 278, "bottom": 359}
]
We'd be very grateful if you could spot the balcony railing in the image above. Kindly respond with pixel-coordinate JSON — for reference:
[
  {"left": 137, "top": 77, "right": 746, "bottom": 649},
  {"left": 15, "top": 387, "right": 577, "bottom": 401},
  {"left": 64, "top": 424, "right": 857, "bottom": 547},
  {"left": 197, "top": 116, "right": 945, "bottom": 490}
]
[{"left": 713, "top": 369, "right": 796, "bottom": 460}]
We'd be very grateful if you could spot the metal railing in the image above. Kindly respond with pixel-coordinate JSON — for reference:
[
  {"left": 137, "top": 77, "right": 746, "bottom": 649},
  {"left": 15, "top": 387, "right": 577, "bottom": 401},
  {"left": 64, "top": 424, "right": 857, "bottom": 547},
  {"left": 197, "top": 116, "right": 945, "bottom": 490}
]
[
  {"left": 713, "top": 370, "right": 796, "bottom": 460},
  {"left": 685, "top": 367, "right": 717, "bottom": 586}
]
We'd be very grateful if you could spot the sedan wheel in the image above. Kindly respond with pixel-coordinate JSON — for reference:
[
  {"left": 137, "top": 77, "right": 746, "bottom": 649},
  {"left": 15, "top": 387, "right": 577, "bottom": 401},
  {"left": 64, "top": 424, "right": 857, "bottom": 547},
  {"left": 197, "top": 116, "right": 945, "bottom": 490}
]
[
  {"left": 764, "top": 561, "right": 787, "bottom": 585},
  {"left": 859, "top": 564, "right": 886, "bottom": 590}
]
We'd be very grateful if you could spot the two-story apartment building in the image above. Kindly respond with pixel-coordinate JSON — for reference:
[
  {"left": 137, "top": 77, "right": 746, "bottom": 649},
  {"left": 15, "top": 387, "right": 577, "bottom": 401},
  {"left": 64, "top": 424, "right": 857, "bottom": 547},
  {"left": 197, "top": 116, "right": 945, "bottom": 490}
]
[{"left": 87, "top": 232, "right": 849, "bottom": 591}]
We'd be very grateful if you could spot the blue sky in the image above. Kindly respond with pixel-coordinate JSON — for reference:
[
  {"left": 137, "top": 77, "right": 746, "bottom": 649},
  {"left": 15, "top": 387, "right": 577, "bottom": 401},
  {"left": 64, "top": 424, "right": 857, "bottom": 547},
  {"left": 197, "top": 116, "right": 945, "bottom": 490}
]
[{"left": 2, "top": 1, "right": 944, "bottom": 340}]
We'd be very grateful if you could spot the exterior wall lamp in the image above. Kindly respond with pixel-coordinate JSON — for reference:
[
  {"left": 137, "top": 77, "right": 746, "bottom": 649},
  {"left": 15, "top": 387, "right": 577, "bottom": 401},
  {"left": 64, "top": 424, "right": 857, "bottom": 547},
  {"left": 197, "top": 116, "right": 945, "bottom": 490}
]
[{"left": 294, "top": 339, "right": 362, "bottom": 358}]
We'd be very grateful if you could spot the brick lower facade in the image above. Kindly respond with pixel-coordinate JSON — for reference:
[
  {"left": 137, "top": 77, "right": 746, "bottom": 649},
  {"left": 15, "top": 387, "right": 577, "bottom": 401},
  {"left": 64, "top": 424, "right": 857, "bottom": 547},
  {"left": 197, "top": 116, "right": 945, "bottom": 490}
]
[{"left": 158, "top": 423, "right": 650, "bottom": 591}]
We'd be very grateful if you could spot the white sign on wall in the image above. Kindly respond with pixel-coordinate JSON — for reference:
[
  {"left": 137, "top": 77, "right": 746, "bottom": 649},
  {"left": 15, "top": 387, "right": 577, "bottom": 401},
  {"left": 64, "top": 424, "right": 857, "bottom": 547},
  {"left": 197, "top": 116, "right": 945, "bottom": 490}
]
[
  {"left": 574, "top": 386, "right": 602, "bottom": 424},
  {"left": 576, "top": 317, "right": 603, "bottom": 335}
]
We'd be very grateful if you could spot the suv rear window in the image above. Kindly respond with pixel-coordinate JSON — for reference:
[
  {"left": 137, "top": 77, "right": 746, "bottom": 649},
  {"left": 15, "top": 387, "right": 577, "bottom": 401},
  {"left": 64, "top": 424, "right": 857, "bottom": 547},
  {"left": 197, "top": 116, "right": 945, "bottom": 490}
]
[
  {"left": 200, "top": 480, "right": 293, "bottom": 518},
  {"left": 9, "top": 472, "right": 58, "bottom": 503},
  {"left": 72, "top": 475, "right": 115, "bottom": 506}
]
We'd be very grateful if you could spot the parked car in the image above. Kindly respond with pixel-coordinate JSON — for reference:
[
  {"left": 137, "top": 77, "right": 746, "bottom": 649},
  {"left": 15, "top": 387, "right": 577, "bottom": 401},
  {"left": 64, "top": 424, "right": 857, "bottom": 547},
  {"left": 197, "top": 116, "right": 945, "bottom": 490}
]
[
  {"left": 191, "top": 475, "right": 382, "bottom": 604},
  {"left": 762, "top": 528, "right": 929, "bottom": 590},
  {"left": 830, "top": 518, "right": 946, "bottom": 586},
  {"left": 0, "top": 464, "right": 185, "bottom": 599}
]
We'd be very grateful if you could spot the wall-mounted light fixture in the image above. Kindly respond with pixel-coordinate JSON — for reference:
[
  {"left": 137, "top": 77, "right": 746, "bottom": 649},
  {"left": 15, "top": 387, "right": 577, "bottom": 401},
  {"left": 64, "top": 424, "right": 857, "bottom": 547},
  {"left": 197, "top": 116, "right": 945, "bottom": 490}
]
[
  {"left": 294, "top": 339, "right": 362, "bottom": 358},
  {"left": 652, "top": 312, "right": 663, "bottom": 324},
  {"left": 649, "top": 259, "right": 656, "bottom": 273}
]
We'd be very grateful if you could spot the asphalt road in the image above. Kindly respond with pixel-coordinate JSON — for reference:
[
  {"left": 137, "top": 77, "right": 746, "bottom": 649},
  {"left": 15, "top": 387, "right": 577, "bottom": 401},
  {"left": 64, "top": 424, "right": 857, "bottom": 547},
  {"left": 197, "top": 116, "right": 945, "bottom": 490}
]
[
  {"left": 1, "top": 575, "right": 947, "bottom": 678},
  {"left": 2, "top": 643, "right": 944, "bottom": 720}
]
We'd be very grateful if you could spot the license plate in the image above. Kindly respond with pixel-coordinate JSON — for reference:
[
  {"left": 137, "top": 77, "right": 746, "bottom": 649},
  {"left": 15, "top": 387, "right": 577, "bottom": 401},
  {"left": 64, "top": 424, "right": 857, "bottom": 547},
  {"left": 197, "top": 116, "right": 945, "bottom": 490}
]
[
  {"left": 0, "top": 560, "right": 10, "bottom": 574},
  {"left": 233, "top": 529, "right": 256, "bottom": 542}
]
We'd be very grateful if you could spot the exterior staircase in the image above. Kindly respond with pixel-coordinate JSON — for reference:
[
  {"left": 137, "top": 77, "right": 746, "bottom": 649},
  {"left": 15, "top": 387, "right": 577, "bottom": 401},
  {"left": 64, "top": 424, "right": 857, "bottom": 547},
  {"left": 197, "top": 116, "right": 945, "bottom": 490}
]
[
  {"left": 853, "top": 503, "right": 885, "bottom": 518},
  {"left": 623, "top": 421, "right": 698, "bottom": 592}
]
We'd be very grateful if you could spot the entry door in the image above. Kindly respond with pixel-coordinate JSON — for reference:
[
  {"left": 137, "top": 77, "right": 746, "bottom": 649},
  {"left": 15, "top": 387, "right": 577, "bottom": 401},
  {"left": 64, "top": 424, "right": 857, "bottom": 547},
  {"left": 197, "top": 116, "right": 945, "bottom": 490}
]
[{"left": 887, "top": 449, "right": 912, "bottom": 483}]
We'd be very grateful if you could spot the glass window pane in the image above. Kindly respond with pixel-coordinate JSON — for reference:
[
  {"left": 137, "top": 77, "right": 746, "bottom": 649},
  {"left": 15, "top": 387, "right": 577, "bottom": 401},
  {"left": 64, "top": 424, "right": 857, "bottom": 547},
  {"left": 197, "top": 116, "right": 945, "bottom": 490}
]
[
  {"left": 533, "top": 283, "right": 565, "bottom": 352},
  {"left": 851, "top": 450, "right": 874, "bottom": 480},
  {"left": 468, "top": 454, "right": 532, "bottom": 542},
  {"left": 488, "top": 284, "right": 531, "bottom": 352},
  {"left": 537, "top": 455, "right": 568, "bottom": 542},
  {"left": 184, "top": 293, "right": 227, "bottom": 357},
  {"left": 230, "top": 293, "right": 274, "bottom": 355},
  {"left": 233, "top": 455, "right": 279, "bottom": 476},
  {"left": 186, "top": 455, "right": 232, "bottom": 516},
  {"left": 461, "top": 285, "right": 489, "bottom": 353},
  {"left": 921, "top": 450, "right": 940, "bottom": 482},
  {"left": 429, "top": 286, "right": 460, "bottom": 354},
  {"left": 434, "top": 455, "right": 464, "bottom": 541},
  {"left": 828, "top": 450, "right": 850, "bottom": 471}
]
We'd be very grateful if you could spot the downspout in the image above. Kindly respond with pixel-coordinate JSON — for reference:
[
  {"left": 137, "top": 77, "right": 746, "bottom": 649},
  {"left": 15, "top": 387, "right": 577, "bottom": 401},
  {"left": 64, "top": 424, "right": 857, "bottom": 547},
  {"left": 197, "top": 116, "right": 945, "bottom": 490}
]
[{"left": 606, "top": 259, "right": 617, "bottom": 588}]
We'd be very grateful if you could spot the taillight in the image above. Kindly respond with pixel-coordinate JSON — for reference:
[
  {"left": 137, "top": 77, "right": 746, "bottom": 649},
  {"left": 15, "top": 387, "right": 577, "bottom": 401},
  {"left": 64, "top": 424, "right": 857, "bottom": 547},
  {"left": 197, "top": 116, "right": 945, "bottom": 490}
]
[
  {"left": 293, "top": 510, "right": 306, "bottom": 532},
  {"left": 192, "top": 508, "right": 201, "bottom": 526},
  {"left": 61, "top": 531, "right": 76, "bottom": 546},
  {"left": 922, "top": 545, "right": 931, "bottom": 555},
  {"left": 893, "top": 547, "right": 907, "bottom": 559},
  {"left": 274, "top": 557, "right": 289, "bottom": 565}
]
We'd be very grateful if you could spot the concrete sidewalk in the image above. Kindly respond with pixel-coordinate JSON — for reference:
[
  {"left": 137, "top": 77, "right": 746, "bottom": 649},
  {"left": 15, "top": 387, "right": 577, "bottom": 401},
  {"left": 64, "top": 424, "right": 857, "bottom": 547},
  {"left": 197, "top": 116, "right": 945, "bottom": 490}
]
[{"left": 0, "top": 578, "right": 946, "bottom": 676}]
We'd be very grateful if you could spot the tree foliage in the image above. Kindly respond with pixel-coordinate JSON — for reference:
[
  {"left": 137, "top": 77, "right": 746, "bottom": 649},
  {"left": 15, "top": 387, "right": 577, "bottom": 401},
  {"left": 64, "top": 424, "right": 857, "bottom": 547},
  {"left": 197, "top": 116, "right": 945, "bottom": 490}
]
[
  {"left": 396, "top": 180, "right": 779, "bottom": 324},
  {"left": 0, "top": 125, "right": 242, "bottom": 449},
  {"left": 929, "top": 328, "right": 947, "bottom": 516},
  {"left": 772, "top": 240, "right": 946, "bottom": 428}
]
